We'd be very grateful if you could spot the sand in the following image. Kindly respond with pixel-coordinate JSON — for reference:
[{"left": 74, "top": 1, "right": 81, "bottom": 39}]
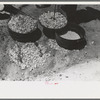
[{"left": 61, "top": 31, "right": 80, "bottom": 40}]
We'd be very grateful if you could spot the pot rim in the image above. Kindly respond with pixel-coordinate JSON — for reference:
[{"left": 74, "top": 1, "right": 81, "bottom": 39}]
[{"left": 55, "top": 23, "right": 86, "bottom": 41}]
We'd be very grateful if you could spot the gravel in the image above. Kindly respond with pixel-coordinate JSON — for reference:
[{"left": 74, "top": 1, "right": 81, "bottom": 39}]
[
  {"left": 39, "top": 11, "right": 67, "bottom": 29},
  {"left": 8, "top": 14, "right": 37, "bottom": 34}
]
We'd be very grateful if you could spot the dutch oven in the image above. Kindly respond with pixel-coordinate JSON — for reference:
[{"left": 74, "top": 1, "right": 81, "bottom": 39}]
[
  {"left": 8, "top": 14, "right": 42, "bottom": 43},
  {"left": 36, "top": 5, "right": 51, "bottom": 8},
  {"left": 39, "top": 11, "right": 67, "bottom": 39},
  {"left": 55, "top": 23, "right": 87, "bottom": 50}
]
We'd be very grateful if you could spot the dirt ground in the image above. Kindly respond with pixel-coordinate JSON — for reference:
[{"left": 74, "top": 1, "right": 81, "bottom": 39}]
[{"left": 0, "top": 5, "right": 100, "bottom": 81}]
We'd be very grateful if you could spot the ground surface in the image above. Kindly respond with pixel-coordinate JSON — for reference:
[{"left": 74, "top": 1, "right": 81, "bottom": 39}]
[{"left": 0, "top": 5, "right": 100, "bottom": 81}]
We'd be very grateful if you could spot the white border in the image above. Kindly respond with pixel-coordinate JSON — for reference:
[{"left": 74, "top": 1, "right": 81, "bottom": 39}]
[
  {"left": 0, "top": 2, "right": 100, "bottom": 99},
  {"left": 0, "top": 2, "right": 100, "bottom": 4},
  {"left": 0, "top": 81, "right": 100, "bottom": 98}
]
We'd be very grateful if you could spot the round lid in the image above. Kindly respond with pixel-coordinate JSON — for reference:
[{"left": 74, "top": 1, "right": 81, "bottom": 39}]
[{"left": 0, "top": 4, "right": 4, "bottom": 11}]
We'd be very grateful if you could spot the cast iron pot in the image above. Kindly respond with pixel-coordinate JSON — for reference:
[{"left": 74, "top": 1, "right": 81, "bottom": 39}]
[
  {"left": 0, "top": 13, "right": 10, "bottom": 20},
  {"left": 60, "top": 5, "right": 77, "bottom": 22},
  {"left": 60, "top": 5, "right": 77, "bottom": 14},
  {"left": 41, "top": 22, "right": 68, "bottom": 39},
  {"left": 42, "top": 26, "right": 56, "bottom": 39},
  {"left": 39, "top": 11, "right": 67, "bottom": 39},
  {"left": 36, "top": 5, "right": 51, "bottom": 8},
  {"left": 8, "top": 27, "right": 42, "bottom": 43},
  {"left": 3, "top": 5, "right": 20, "bottom": 15},
  {"left": 55, "top": 23, "right": 87, "bottom": 50},
  {"left": 0, "top": 13, "right": 10, "bottom": 26}
]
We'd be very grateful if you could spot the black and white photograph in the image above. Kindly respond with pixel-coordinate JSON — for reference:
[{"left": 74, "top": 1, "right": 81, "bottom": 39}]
[
  {"left": 0, "top": 1, "right": 100, "bottom": 98},
  {"left": 0, "top": 3, "right": 100, "bottom": 81}
]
